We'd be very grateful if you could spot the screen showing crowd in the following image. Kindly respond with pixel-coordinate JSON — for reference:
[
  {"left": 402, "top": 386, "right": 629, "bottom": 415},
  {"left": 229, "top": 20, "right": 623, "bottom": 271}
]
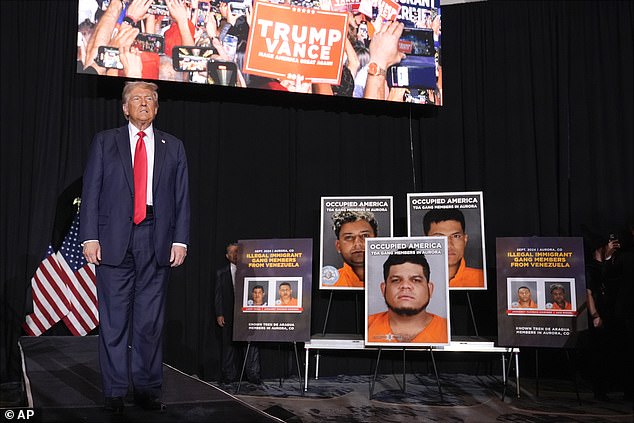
[{"left": 77, "top": 0, "right": 442, "bottom": 105}]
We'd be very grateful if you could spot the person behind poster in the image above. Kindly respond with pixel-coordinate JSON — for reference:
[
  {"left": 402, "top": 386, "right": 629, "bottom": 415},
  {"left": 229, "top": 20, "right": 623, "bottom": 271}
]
[
  {"left": 513, "top": 286, "right": 538, "bottom": 308},
  {"left": 277, "top": 281, "right": 298, "bottom": 306},
  {"left": 423, "top": 209, "right": 484, "bottom": 288},
  {"left": 215, "top": 242, "right": 261, "bottom": 384},
  {"left": 250, "top": 284, "right": 267, "bottom": 306},
  {"left": 368, "top": 252, "right": 448, "bottom": 344},
  {"left": 331, "top": 210, "right": 378, "bottom": 288},
  {"left": 548, "top": 283, "right": 571, "bottom": 310},
  {"left": 585, "top": 230, "right": 633, "bottom": 401}
]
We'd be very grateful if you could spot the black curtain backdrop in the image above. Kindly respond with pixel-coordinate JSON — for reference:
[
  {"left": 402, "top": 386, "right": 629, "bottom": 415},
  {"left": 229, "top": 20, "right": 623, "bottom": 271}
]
[{"left": 1, "top": 0, "right": 632, "bottom": 382}]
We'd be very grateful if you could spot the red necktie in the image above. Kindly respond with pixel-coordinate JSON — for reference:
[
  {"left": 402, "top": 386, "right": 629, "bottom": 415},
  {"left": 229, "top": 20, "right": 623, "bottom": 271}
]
[{"left": 133, "top": 131, "right": 147, "bottom": 224}]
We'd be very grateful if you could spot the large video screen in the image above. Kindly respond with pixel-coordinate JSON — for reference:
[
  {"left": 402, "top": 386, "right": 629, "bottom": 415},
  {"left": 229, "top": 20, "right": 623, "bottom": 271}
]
[{"left": 77, "top": 0, "right": 442, "bottom": 105}]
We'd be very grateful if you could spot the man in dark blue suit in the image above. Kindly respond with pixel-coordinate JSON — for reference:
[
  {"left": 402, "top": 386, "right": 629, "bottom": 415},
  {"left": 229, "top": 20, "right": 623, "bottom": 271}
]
[{"left": 80, "top": 81, "right": 190, "bottom": 414}]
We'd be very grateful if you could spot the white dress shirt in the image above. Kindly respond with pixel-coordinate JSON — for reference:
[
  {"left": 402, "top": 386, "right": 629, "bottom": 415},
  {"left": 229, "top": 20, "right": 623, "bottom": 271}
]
[{"left": 128, "top": 123, "right": 154, "bottom": 206}]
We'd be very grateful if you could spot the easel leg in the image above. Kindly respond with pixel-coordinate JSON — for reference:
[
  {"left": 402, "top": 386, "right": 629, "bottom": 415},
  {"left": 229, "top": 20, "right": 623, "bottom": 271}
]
[
  {"left": 235, "top": 342, "right": 250, "bottom": 394},
  {"left": 535, "top": 349, "right": 539, "bottom": 397},
  {"left": 402, "top": 348, "right": 407, "bottom": 394},
  {"left": 465, "top": 291, "right": 479, "bottom": 337},
  {"left": 322, "top": 291, "right": 334, "bottom": 335},
  {"left": 501, "top": 348, "right": 515, "bottom": 401},
  {"left": 355, "top": 292, "right": 360, "bottom": 334},
  {"left": 293, "top": 342, "right": 304, "bottom": 396},
  {"left": 515, "top": 350, "right": 520, "bottom": 398},
  {"left": 304, "top": 347, "right": 309, "bottom": 392},
  {"left": 370, "top": 348, "right": 382, "bottom": 400},
  {"left": 429, "top": 348, "right": 443, "bottom": 401},
  {"left": 278, "top": 344, "right": 282, "bottom": 387}
]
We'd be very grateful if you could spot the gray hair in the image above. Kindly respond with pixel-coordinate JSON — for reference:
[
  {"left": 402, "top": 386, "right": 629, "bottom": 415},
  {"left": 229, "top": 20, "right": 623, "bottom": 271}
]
[{"left": 122, "top": 81, "right": 159, "bottom": 104}]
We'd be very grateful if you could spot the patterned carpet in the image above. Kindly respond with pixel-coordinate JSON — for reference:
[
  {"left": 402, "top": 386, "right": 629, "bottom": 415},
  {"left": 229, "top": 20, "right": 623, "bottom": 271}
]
[
  {"left": 221, "top": 373, "right": 634, "bottom": 423},
  {"left": 11, "top": 336, "right": 632, "bottom": 422}
]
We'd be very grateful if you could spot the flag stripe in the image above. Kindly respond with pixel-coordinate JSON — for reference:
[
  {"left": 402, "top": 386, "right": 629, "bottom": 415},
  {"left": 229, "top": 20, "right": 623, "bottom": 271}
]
[
  {"left": 62, "top": 314, "right": 84, "bottom": 336},
  {"left": 71, "top": 267, "right": 98, "bottom": 324},
  {"left": 23, "top": 315, "right": 44, "bottom": 336},
  {"left": 40, "top": 255, "right": 71, "bottom": 308},
  {"left": 57, "top": 253, "right": 98, "bottom": 330},
  {"left": 32, "top": 280, "right": 63, "bottom": 325}
]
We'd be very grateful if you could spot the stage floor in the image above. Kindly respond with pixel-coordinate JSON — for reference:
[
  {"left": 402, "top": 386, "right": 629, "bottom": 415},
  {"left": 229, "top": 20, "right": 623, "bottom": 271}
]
[
  {"left": 15, "top": 336, "right": 633, "bottom": 422},
  {"left": 18, "top": 336, "right": 280, "bottom": 422}
]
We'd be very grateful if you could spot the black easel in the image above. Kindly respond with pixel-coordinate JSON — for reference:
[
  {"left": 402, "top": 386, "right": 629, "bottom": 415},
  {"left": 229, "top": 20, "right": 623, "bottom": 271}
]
[
  {"left": 501, "top": 347, "right": 517, "bottom": 401},
  {"left": 322, "top": 291, "right": 362, "bottom": 335},
  {"left": 369, "top": 348, "right": 443, "bottom": 401},
  {"left": 465, "top": 291, "right": 479, "bottom": 336},
  {"left": 235, "top": 341, "right": 304, "bottom": 395}
]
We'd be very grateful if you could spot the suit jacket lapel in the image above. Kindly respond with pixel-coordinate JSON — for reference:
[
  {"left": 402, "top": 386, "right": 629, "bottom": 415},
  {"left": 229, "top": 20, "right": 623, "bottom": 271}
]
[
  {"left": 116, "top": 126, "right": 134, "bottom": 193},
  {"left": 153, "top": 128, "right": 167, "bottom": 193}
]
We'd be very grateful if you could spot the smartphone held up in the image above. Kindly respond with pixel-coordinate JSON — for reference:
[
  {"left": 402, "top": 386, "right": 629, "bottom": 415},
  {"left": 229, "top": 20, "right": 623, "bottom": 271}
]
[{"left": 95, "top": 46, "right": 123, "bottom": 69}]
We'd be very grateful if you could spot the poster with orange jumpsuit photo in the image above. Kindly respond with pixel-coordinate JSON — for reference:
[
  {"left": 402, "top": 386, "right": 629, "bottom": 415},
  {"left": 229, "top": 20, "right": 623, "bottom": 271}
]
[
  {"left": 365, "top": 237, "right": 450, "bottom": 347},
  {"left": 320, "top": 196, "right": 393, "bottom": 290},
  {"left": 407, "top": 191, "right": 487, "bottom": 290},
  {"left": 496, "top": 237, "right": 587, "bottom": 348},
  {"left": 233, "top": 238, "right": 312, "bottom": 342}
]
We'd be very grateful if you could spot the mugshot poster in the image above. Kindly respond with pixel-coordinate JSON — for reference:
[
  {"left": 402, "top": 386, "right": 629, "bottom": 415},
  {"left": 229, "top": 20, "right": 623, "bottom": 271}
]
[
  {"left": 407, "top": 192, "right": 487, "bottom": 290},
  {"left": 233, "top": 238, "right": 312, "bottom": 342},
  {"left": 496, "top": 237, "right": 588, "bottom": 348},
  {"left": 365, "top": 237, "right": 450, "bottom": 347},
  {"left": 320, "top": 196, "right": 393, "bottom": 290}
]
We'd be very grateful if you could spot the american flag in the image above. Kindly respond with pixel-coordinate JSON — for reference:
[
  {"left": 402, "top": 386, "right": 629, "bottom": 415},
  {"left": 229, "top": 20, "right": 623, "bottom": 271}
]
[
  {"left": 23, "top": 246, "right": 71, "bottom": 336},
  {"left": 23, "top": 209, "right": 99, "bottom": 336},
  {"left": 58, "top": 212, "right": 98, "bottom": 336}
]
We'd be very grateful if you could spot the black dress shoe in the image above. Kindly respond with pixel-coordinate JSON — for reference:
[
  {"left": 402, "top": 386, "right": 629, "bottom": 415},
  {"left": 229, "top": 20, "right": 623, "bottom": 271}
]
[
  {"left": 104, "top": 396, "right": 125, "bottom": 414},
  {"left": 134, "top": 393, "right": 166, "bottom": 411}
]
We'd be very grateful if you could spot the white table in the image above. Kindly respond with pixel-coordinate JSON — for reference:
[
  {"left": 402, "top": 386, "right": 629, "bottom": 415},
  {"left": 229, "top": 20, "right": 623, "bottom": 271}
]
[{"left": 303, "top": 334, "right": 521, "bottom": 397}]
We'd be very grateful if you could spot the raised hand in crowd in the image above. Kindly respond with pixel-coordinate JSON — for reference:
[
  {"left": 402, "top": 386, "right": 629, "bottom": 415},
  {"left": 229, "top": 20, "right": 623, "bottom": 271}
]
[
  {"left": 221, "top": 1, "right": 240, "bottom": 27},
  {"left": 83, "top": 0, "right": 124, "bottom": 72},
  {"left": 217, "top": 0, "right": 250, "bottom": 44},
  {"left": 605, "top": 237, "right": 621, "bottom": 258},
  {"left": 205, "top": 9, "right": 220, "bottom": 39},
  {"left": 211, "top": 37, "right": 231, "bottom": 61},
  {"left": 114, "top": 25, "right": 143, "bottom": 78},
  {"left": 125, "top": 0, "right": 153, "bottom": 24},
  {"left": 363, "top": 20, "right": 405, "bottom": 100},
  {"left": 143, "top": 13, "right": 158, "bottom": 35},
  {"left": 167, "top": 0, "right": 195, "bottom": 45},
  {"left": 280, "top": 75, "right": 312, "bottom": 93}
]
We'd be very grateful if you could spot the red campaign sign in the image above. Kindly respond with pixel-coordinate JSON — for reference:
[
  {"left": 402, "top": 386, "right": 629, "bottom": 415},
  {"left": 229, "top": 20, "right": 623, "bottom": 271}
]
[
  {"left": 358, "top": 0, "right": 400, "bottom": 21},
  {"left": 377, "top": 0, "right": 400, "bottom": 21},
  {"left": 243, "top": 1, "right": 349, "bottom": 84},
  {"left": 398, "top": 39, "right": 414, "bottom": 54}
]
